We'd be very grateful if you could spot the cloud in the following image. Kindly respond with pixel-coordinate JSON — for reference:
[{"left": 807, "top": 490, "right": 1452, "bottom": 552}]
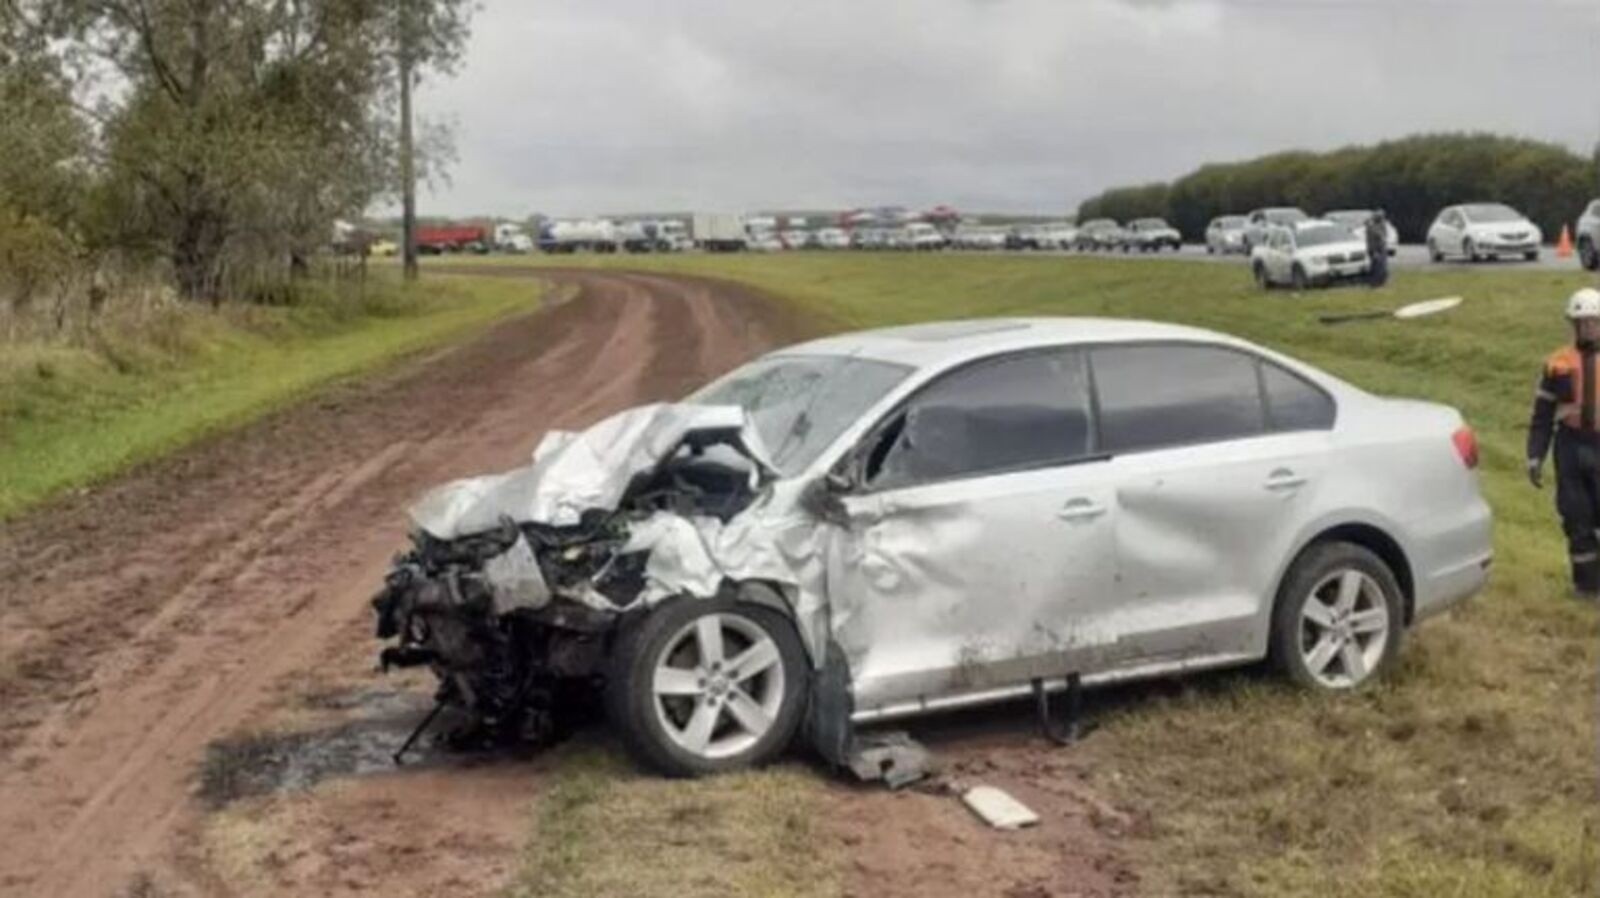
[{"left": 413, "top": 0, "right": 1600, "bottom": 217}]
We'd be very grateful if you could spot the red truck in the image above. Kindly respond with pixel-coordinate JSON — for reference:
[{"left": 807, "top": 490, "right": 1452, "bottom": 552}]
[{"left": 415, "top": 225, "right": 490, "bottom": 255}]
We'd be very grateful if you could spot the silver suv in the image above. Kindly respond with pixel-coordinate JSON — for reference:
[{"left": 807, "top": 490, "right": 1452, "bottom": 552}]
[{"left": 1578, "top": 199, "right": 1600, "bottom": 271}]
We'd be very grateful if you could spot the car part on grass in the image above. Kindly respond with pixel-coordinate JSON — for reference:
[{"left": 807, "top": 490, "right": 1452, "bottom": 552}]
[
  {"left": 844, "top": 731, "right": 933, "bottom": 789},
  {"left": 1318, "top": 296, "right": 1463, "bottom": 325},
  {"left": 963, "top": 785, "right": 1040, "bottom": 830}
]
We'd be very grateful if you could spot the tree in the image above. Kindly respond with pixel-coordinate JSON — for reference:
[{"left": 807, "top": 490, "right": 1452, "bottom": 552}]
[{"left": 7, "top": 0, "right": 471, "bottom": 304}]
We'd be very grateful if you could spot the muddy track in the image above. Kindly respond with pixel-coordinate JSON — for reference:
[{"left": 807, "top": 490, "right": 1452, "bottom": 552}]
[
  {"left": 0, "top": 271, "right": 800, "bottom": 897},
  {"left": 0, "top": 268, "right": 1132, "bottom": 898}
]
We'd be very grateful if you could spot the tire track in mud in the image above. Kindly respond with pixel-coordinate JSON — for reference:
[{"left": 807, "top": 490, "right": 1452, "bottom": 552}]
[{"left": 0, "top": 270, "right": 800, "bottom": 897}]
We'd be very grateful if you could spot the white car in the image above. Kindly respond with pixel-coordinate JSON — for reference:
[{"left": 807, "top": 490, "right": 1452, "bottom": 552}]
[
  {"left": 1575, "top": 199, "right": 1599, "bottom": 271},
  {"left": 1427, "top": 203, "right": 1541, "bottom": 262},
  {"left": 815, "top": 227, "right": 851, "bottom": 250},
  {"left": 1324, "top": 210, "right": 1398, "bottom": 257},
  {"left": 1074, "top": 219, "right": 1124, "bottom": 251},
  {"left": 1206, "top": 215, "right": 1248, "bottom": 255},
  {"left": 746, "top": 231, "right": 783, "bottom": 252},
  {"left": 376, "top": 318, "right": 1492, "bottom": 776},
  {"left": 904, "top": 222, "right": 947, "bottom": 251},
  {"left": 1244, "top": 207, "right": 1309, "bottom": 252},
  {"left": 1251, "top": 220, "right": 1371, "bottom": 289},
  {"left": 952, "top": 226, "right": 1008, "bottom": 250}
]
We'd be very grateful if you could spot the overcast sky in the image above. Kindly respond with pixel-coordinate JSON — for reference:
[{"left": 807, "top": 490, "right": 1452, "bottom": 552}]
[{"left": 413, "top": 0, "right": 1600, "bottom": 218}]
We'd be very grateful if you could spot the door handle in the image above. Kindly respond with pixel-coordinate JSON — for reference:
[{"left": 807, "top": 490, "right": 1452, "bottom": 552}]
[
  {"left": 1058, "top": 498, "right": 1107, "bottom": 521},
  {"left": 1265, "top": 468, "right": 1308, "bottom": 491}
]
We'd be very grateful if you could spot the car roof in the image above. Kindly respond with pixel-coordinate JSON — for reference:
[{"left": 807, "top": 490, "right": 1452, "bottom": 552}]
[{"left": 778, "top": 317, "right": 1255, "bottom": 370}]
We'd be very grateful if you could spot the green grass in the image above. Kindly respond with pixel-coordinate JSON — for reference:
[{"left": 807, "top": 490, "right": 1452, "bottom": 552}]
[
  {"left": 0, "top": 274, "right": 544, "bottom": 520},
  {"left": 463, "top": 253, "right": 1598, "bottom": 897},
  {"left": 508, "top": 743, "right": 835, "bottom": 898}
]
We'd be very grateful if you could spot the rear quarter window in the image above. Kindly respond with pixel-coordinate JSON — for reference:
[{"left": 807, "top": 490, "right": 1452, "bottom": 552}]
[
  {"left": 1091, "top": 344, "right": 1266, "bottom": 453},
  {"left": 1261, "top": 361, "right": 1336, "bottom": 431}
]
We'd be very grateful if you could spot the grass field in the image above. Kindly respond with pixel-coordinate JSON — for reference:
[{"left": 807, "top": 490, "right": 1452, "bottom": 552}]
[
  {"left": 457, "top": 253, "right": 1600, "bottom": 897},
  {"left": 0, "top": 274, "right": 544, "bottom": 521}
]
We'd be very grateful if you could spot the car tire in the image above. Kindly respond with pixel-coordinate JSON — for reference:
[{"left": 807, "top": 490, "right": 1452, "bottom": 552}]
[
  {"left": 1582, "top": 239, "right": 1600, "bottom": 271},
  {"left": 1270, "top": 542, "right": 1404, "bottom": 691},
  {"left": 606, "top": 592, "right": 808, "bottom": 777},
  {"left": 1207, "top": 245, "right": 1215, "bottom": 255},
  {"left": 1464, "top": 238, "right": 1478, "bottom": 262},
  {"left": 1290, "top": 264, "right": 1309, "bottom": 291},
  {"left": 1524, "top": 250, "right": 1539, "bottom": 262},
  {"left": 1428, "top": 239, "right": 1443, "bottom": 263},
  {"left": 1253, "top": 262, "right": 1272, "bottom": 290}
]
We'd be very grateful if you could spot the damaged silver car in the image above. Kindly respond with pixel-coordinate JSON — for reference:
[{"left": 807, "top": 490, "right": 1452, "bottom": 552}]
[{"left": 373, "top": 318, "right": 1492, "bottom": 776}]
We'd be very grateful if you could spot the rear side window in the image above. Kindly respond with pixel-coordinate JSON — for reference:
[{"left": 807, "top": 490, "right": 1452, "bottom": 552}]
[
  {"left": 1261, "top": 362, "right": 1336, "bottom": 431},
  {"left": 1091, "top": 344, "right": 1266, "bottom": 453},
  {"left": 866, "top": 349, "right": 1093, "bottom": 488}
]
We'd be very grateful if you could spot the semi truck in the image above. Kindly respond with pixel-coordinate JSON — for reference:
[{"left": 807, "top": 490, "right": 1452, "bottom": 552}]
[
  {"left": 691, "top": 213, "right": 747, "bottom": 252},
  {"left": 415, "top": 225, "right": 490, "bottom": 255},
  {"left": 538, "top": 219, "right": 620, "bottom": 254}
]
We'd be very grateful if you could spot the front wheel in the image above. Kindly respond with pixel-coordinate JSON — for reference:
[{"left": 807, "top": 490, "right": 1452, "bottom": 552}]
[
  {"left": 1524, "top": 250, "right": 1539, "bottom": 262},
  {"left": 1582, "top": 239, "right": 1600, "bottom": 272},
  {"left": 1270, "top": 542, "right": 1404, "bottom": 691},
  {"left": 607, "top": 594, "right": 808, "bottom": 776},
  {"left": 1464, "top": 238, "right": 1478, "bottom": 262},
  {"left": 1428, "top": 239, "right": 1443, "bottom": 263}
]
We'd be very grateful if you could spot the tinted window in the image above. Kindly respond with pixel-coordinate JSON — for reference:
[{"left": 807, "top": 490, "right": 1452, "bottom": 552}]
[
  {"left": 1092, "top": 345, "right": 1266, "bottom": 453},
  {"left": 1261, "top": 362, "right": 1336, "bottom": 431},
  {"left": 867, "top": 349, "right": 1094, "bottom": 488}
]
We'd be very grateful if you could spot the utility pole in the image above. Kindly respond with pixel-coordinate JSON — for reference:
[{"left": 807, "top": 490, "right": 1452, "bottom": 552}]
[{"left": 399, "top": 0, "right": 418, "bottom": 281}]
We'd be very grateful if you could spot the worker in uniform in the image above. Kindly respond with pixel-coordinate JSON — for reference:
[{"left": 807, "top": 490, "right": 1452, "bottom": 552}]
[{"left": 1527, "top": 287, "right": 1600, "bottom": 600}]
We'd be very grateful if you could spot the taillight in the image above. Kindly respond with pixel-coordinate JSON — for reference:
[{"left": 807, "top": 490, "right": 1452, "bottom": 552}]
[{"left": 1452, "top": 426, "right": 1479, "bottom": 469}]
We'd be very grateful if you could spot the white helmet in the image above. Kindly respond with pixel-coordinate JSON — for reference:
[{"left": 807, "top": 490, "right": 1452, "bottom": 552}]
[{"left": 1567, "top": 288, "right": 1600, "bottom": 320}]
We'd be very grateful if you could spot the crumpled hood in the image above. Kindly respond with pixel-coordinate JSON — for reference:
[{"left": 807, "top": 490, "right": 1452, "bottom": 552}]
[{"left": 408, "top": 403, "right": 773, "bottom": 539}]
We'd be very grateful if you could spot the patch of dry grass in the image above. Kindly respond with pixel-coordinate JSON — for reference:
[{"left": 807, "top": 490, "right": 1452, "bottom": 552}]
[{"left": 508, "top": 742, "right": 837, "bottom": 898}]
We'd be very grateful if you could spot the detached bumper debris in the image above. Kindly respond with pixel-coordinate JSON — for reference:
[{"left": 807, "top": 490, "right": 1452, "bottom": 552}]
[
  {"left": 844, "top": 731, "right": 932, "bottom": 789},
  {"left": 962, "top": 785, "right": 1040, "bottom": 830}
]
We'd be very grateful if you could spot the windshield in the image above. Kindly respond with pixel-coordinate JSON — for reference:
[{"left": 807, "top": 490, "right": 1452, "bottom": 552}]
[
  {"left": 1295, "top": 225, "right": 1351, "bottom": 248},
  {"left": 1267, "top": 209, "right": 1308, "bottom": 224},
  {"left": 1214, "top": 216, "right": 1245, "bottom": 228},
  {"left": 1463, "top": 204, "right": 1524, "bottom": 224},
  {"left": 690, "top": 354, "right": 913, "bottom": 476}
]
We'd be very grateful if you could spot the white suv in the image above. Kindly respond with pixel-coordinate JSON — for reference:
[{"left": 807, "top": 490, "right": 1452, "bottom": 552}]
[
  {"left": 1426, "top": 203, "right": 1541, "bottom": 262},
  {"left": 1577, "top": 199, "right": 1599, "bottom": 271},
  {"left": 1251, "top": 220, "right": 1371, "bottom": 289}
]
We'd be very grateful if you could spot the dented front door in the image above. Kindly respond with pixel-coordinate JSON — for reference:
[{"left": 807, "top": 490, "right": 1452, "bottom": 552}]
[
  {"left": 830, "top": 463, "right": 1123, "bottom": 715},
  {"left": 819, "top": 345, "right": 1124, "bottom": 715}
]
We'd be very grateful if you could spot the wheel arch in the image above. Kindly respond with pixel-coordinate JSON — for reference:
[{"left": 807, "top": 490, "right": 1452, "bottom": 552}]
[{"left": 1280, "top": 522, "right": 1416, "bottom": 625}]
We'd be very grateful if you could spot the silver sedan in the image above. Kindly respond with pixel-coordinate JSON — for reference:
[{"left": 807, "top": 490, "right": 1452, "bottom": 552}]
[{"left": 377, "top": 318, "right": 1494, "bottom": 776}]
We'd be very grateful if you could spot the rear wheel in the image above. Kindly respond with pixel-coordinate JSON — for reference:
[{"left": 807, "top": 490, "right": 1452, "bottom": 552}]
[
  {"left": 607, "top": 594, "right": 807, "bottom": 777},
  {"left": 1270, "top": 542, "right": 1403, "bottom": 691}
]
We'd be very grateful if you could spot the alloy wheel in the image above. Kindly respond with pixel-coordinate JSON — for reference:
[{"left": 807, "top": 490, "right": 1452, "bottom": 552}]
[
  {"left": 1298, "top": 569, "right": 1390, "bottom": 689},
  {"left": 651, "top": 613, "right": 786, "bottom": 760}
]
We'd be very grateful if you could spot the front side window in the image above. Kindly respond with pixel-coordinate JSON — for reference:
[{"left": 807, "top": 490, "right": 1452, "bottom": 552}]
[
  {"left": 864, "top": 349, "right": 1094, "bottom": 489},
  {"left": 1092, "top": 344, "right": 1266, "bottom": 453}
]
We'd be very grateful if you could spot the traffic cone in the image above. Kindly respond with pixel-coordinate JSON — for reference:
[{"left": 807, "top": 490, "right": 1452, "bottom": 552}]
[{"left": 1558, "top": 225, "right": 1575, "bottom": 258}]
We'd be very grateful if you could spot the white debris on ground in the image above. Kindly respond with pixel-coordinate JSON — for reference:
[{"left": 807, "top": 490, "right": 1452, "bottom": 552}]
[{"left": 962, "top": 785, "right": 1040, "bottom": 830}]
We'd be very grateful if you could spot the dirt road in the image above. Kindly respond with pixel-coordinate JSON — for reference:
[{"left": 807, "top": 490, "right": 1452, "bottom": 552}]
[
  {"left": 0, "top": 271, "right": 801, "bottom": 897},
  {"left": 0, "top": 269, "right": 1130, "bottom": 898}
]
